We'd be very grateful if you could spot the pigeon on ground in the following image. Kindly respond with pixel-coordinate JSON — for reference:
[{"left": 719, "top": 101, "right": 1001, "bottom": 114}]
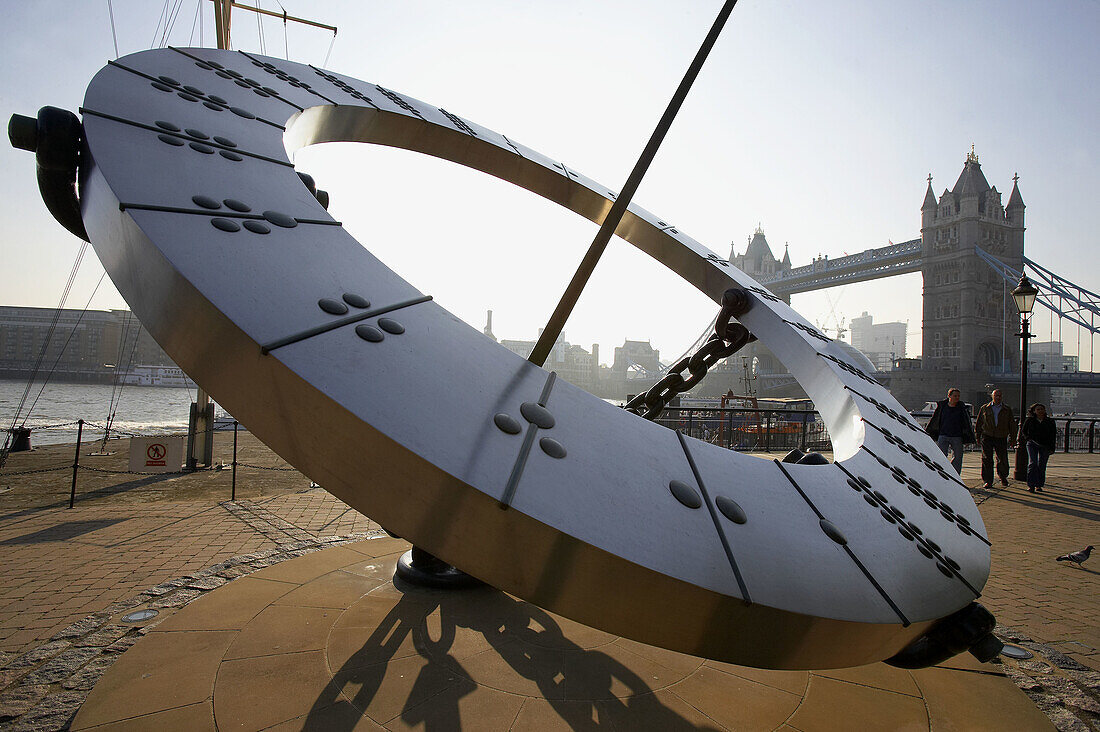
[{"left": 1056, "top": 545, "right": 1094, "bottom": 568}]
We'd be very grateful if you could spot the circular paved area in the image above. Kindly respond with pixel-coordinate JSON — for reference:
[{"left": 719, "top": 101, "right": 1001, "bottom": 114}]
[{"left": 70, "top": 536, "right": 1052, "bottom": 731}]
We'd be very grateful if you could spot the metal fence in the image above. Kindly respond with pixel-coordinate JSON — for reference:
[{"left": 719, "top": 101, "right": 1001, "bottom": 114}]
[
  {"left": 653, "top": 408, "right": 1099, "bottom": 455},
  {"left": 653, "top": 408, "right": 831, "bottom": 453}
]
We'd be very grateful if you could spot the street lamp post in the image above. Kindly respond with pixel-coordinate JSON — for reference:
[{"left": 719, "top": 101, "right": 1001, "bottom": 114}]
[{"left": 1012, "top": 275, "right": 1038, "bottom": 480}]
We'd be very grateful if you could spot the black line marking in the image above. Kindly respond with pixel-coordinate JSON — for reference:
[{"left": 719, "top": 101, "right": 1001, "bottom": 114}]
[
  {"left": 307, "top": 64, "right": 380, "bottom": 109},
  {"left": 260, "top": 295, "right": 433, "bottom": 354},
  {"left": 501, "top": 135, "right": 523, "bottom": 156},
  {"left": 675, "top": 431, "right": 751, "bottom": 605},
  {"left": 117, "top": 202, "right": 339, "bottom": 226},
  {"left": 170, "top": 47, "right": 306, "bottom": 112},
  {"left": 499, "top": 371, "right": 558, "bottom": 510},
  {"left": 79, "top": 108, "right": 293, "bottom": 168},
  {"left": 835, "top": 461, "right": 985, "bottom": 594},
  {"left": 105, "top": 60, "right": 285, "bottom": 131},
  {"left": 775, "top": 461, "right": 910, "bottom": 625}
]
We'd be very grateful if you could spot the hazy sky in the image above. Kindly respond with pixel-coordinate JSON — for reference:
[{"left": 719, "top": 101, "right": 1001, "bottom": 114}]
[{"left": 2, "top": 1, "right": 1097, "bottom": 367}]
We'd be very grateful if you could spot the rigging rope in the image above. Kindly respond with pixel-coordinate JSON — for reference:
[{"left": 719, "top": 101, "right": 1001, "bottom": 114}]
[
  {"left": 1, "top": 242, "right": 89, "bottom": 467},
  {"left": 22, "top": 272, "right": 108, "bottom": 423},
  {"left": 322, "top": 28, "right": 337, "bottom": 68},
  {"left": 107, "top": 0, "right": 120, "bottom": 58},
  {"left": 255, "top": 1, "right": 267, "bottom": 55}
]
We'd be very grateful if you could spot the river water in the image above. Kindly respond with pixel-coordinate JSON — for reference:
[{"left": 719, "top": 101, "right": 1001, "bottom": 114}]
[{"left": 1, "top": 379, "right": 209, "bottom": 447}]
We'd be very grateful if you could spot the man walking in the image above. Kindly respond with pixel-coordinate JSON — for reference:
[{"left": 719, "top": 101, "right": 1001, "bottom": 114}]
[
  {"left": 926, "top": 387, "right": 975, "bottom": 474},
  {"left": 974, "top": 389, "right": 1016, "bottom": 489}
]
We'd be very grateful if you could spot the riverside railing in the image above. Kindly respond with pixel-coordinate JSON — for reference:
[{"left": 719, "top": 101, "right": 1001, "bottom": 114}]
[{"left": 653, "top": 408, "right": 1097, "bottom": 456}]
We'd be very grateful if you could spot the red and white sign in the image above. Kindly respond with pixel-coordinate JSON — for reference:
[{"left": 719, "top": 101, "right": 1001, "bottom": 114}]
[{"left": 129, "top": 437, "right": 184, "bottom": 473}]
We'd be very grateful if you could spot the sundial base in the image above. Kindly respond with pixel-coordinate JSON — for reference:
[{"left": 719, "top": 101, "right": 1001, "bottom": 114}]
[{"left": 395, "top": 546, "right": 483, "bottom": 589}]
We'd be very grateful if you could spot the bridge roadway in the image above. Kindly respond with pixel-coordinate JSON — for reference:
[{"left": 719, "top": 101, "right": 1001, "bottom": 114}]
[{"left": 758, "top": 238, "right": 922, "bottom": 296}]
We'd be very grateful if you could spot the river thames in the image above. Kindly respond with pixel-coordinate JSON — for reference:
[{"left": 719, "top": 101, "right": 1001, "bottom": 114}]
[{"left": 1, "top": 379, "right": 209, "bottom": 446}]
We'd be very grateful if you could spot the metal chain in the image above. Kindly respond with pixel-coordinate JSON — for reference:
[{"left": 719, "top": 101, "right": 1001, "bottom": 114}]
[{"left": 625, "top": 288, "right": 756, "bottom": 420}]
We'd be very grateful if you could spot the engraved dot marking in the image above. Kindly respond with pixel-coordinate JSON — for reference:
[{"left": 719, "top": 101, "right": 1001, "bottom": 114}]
[
  {"left": 355, "top": 324, "right": 384, "bottom": 342},
  {"left": 208, "top": 95, "right": 228, "bottom": 105},
  {"left": 254, "top": 89, "right": 271, "bottom": 97},
  {"left": 935, "top": 563, "right": 952, "bottom": 577},
  {"left": 880, "top": 509, "right": 897, "bottom": 524},
  {"left": 177, "top": 92, "right": 199, "bottom": 102},
  {"left": 342, "top": 293, "right": 370, "bottom": 309},
  {"left": 846, "top": 478, "right": 862, "bottom": 492},
  {"left": 192, "top": 195, "right": 221, "bottom": 210},
  {"left": 243, "top": 220, "right": 270, "bottom": 234},
  {"left": 955, "top": 514, "right": 971, "bottom": 526},
  {"left": 158, "top": 75, "right": 181, "bottom": 86},
  {"left": 183, "top": 85, "right": 204, "bottom": 95},
  {"left": 493, "top": 413, "right": 521, "bottom": 435},
  {"left": 918, "top": 545, "right": 933, "bottom": 558},
  {"left": 520, "top": 402, "right": 554, "bottom": 429},
  {"left": 862, "top": 494, "right": 878, "bottom": 507},
  {"left": 926, "top": 539, "right": 941, "bottom": 553},
  {"left": 716, "top": 496, "right": 748, "bottom": 524},
  {"left": 898, "top": 527, "right": 914, "bottom": 541},
  {"left": 539, "top": 437, "right": 566, "bottom": 459},
  {"left": 907, "top": 522, "right": 923, "bottom": 535},
  {"left": 216, "top": 70, "right": 233, "bottom": 79},
  {"left": 185, "top": 128, "right": 209, "bottom": 139},
  {"left": 189, "top": 142, "right": 214, "bottom": 154},
  {"left": 263, "top": 210, "right": 297, "bottom": 228},
  {"left": 195, "top": 61, "right": 212, "bottom": 70},
  {"left": 223, "top": 199, "right": 251, "bottom": 212},
  {"left": 203, "top": 102, "right": 223, "bottom": 111},
  {"left": 212, "top": 135, "right": 237, "bottom": 147},
  {"left": 151, "top": 82, "right": 173, "bottom": 92},
  {"left": 230, "top": 107, "right": 256, "bottom": 119},
  {"left": 318, "top": 298, "right": 348, "bottom": 315},
  {"left": 234, "top": 79, "right": 251, "bottom": 88},
  {"left": 669, "top": 480, "right": 702, "bottom": 509},
  {"left": 210, "top": 218, "right": 240, "bottom": 232},
  {"left": 226, "top": 69, "right": 243, "bottom": 79},
  {"left": 154, "top": 120, "right": 180, "bottom": 131},
  {"left": 378, "top": 318, "right": 404, "bottom": 335},
  {"left": 219, "top": 151, "right": 243, "bottom": 161},
  {"left": 945, "top": 557, "right": 961, "bottom": 570},
  {"left": 819, "top": 518, "right": 846, "bottom": 545},
  {"left": 157, "top": 134, "right": 185, "bottom": 147},
  {"left": 207, "top": 61, "right": 224, "bottom": 69}
]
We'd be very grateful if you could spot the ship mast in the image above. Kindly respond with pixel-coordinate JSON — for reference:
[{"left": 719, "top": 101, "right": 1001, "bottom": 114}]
[{"left": 187, "top": 2, "right": 336, "bottom": 471}]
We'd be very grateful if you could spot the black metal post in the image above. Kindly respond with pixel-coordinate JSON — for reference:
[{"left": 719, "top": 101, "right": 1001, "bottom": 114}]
[
  {"left": 800, "top": 415, "right": 808, "bottom": 451},
  {"left": 1063, "top": 420, "right": 1071, "bottom": 453},
  {"left": 231, "top": 420, "right": 238, "bottom": 501},
  {"left": 1013, "top": 316, "right": 1031, "bottom": 480},
  {"left": 68, "top": 419, "right": 83, "bottom": 509},
  {"left": 1089, "top": 420, "right": 1095, "bottom": 454}
]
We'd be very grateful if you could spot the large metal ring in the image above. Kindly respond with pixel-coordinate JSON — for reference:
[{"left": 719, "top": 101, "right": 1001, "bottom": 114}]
[{"left": 74, "top": 48, "right": 989, "bottom": 668}]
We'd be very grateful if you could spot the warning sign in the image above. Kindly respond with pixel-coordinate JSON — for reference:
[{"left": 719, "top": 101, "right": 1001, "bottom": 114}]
[{"left": 129, "top": 436, "right": 183, "bottom": 474}]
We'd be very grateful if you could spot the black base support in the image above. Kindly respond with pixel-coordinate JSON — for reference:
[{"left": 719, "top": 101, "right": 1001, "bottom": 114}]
[{"left": 395, "top": 547, "right": 482, "bottom": 589}]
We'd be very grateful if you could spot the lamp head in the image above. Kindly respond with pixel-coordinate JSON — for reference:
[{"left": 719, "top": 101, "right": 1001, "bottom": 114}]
[{"left": 1012, "top": 275, "right": 1038, "bottom": 315}]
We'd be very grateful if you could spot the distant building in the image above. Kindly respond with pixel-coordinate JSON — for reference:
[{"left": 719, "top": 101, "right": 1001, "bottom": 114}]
[
  {"left": 0, "top": 305, "right": 175, "bottom": 383},
  {"left": 849, "top": 311, "right": 907, "bottom": 371},
  {"left": 1029, "top": 341, "right": 1078, "bottom": 413}
]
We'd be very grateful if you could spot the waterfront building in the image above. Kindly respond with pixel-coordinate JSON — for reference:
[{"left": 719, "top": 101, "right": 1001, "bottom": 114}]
[
  {"left": 0, "top": 305, "right": 175, "bottom": 383},
  {"left": 850, "top": 311, "right": 908, "bottom": 371}
]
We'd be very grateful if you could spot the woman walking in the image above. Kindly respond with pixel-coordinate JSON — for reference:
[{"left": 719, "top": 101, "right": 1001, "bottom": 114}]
[{"left": 1020, "top": 403, "right": 1057, "bottom": 493}]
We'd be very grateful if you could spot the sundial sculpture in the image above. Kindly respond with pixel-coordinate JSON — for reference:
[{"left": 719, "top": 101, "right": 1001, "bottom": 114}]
[{"left": 10, "top": 47, "right": 1004, "bottom": 670}]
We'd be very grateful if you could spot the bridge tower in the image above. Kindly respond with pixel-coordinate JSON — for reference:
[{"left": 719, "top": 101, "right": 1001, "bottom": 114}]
[{"left": 920, "top": 151, "right": 1025, "bottom": 374}]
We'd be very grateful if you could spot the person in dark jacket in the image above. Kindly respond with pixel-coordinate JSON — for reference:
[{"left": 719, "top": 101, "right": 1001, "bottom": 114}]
[
  {"left": 926, "top": 387, "right": 976, "bottom": 475},
  {"left": 1020, "top": 403, "right": 1057, "bottom": 492},
  {"left": 974, "top": 389, "right": 1016, "bottom": 489}
]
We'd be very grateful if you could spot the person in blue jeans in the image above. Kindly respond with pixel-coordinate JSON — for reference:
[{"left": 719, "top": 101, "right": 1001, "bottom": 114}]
[
  {"left": 926, "top": 387, "right": 975, "bottom": 474},
  {"left": 1020, "top": 403, "right": 1057, "bottom": 492}
]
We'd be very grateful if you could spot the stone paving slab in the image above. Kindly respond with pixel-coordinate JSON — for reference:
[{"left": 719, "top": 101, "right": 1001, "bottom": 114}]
[
  {"left": 67, "top": 540, "right": 1054, "bottom": 732},
  {"left": 0, "top": 437, "right": 1097, "bottom": 729}
]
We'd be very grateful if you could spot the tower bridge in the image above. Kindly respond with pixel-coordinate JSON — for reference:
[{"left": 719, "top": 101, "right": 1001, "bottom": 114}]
[{"left": 707, "top": 152, "right": 1100, "bottom": 410}]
